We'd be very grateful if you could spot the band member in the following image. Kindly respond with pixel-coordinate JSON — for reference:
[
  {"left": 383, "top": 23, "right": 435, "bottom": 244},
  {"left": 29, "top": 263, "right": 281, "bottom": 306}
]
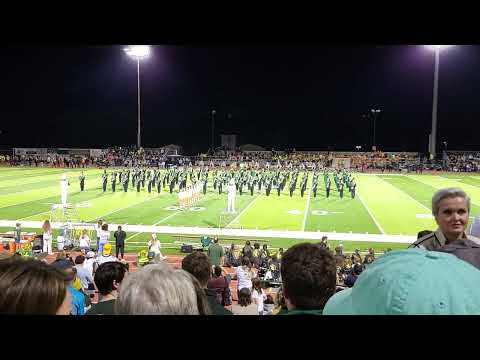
[{"left": 79, "top": 171, "right": 85, "bottom": 191}]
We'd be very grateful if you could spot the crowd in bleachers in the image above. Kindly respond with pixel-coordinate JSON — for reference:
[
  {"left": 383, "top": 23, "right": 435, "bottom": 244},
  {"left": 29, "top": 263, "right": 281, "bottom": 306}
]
[
  {"left": 4, "top": 147, "right": 480, "bottom": 173},
  {"left": 446, "top": 152, "right": 480, "bottom": 172}
]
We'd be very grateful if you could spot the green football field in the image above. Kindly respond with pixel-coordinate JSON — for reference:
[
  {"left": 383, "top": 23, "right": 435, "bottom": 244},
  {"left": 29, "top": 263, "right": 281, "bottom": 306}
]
[{"left": 1, "top": 167, "right": 479, "bottom": 254}]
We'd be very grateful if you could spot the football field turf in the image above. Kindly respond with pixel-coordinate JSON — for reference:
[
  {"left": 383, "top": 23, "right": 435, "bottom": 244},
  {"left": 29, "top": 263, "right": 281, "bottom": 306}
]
[{"left": 1, "top": 167, "right": 479, "bottom": 253}]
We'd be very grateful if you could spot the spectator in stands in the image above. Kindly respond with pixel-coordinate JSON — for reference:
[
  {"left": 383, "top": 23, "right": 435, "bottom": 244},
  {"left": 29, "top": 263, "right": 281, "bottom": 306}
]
[
  {"left": 324, "top": 249, "right": 480, "bottom": 315},
  {"left": 233, "top": 256, "right": 256, "bottom": 295},
  {"left": 351, "top": 248, "right": 363, "bottom": 264},
  {"left": 98, "top": 223, "right": 109, "bottom": 254},
  {"left": 252, "top": 278, "right": 267, "bottom": 315},
  {"left": 74, "top": 255, "right": 94, "bottom": 293},
  {"left": 242, "top": 240, "right": 253, "bottom": 261},
  {"left": 411, "top": 188, "right": 480, "bottom": 250},
  {"left": 79, "top": 229, "right": 91, "bottom": 254},
  {"left": 42, "top": 220, "right": 53, "bottom": 255},
  {"left": 263, "top": 294, "right": 275, "bottom": 315},
  {"left": 94, "top": 243, "right": 117, "bottom": 270},
  {"left": 87, "top": 261, "right": 128, "bottom": 315},
  {"left": 182, "top": 252, "right": 232, "bottom": 315},
  {"left": 116, "top": 262, "right": 210, "bottom": 315},
  {"left": 147, "top": 233, "right": 167, "bottom": 261},
  {"left": 363, "top": 248, "right": 375, "bottom": 265},
  {"left": 52, "top": 259, "right": 85, "bottom": 315},
  {"left": 320, "top": 236, "right": 328, "bottom": 248},
  {"left": 225, "top": 243, "right": 241, "bottom": 267},
  {"left": 114, "top": 225, "right": 126, "bottom": 260},
  {"left": 207, "top": 265, "right": 232, "bottom": 307},
  {"left": 207, "top": 237, "right": 224, "bottom": 267},
  {"left": 252, "top": 242, "right": 261, "bottom": 267},
  {"left": 0, "top": 258, "right": 71, "bottom": 315},
  {"left": 232, "top": 288, "right": 258, "bottom": 315},
  {"left": 280, "top": 243, "right": 336, "bottom": 315},
  {"left": 83, "top": 251, "right": 96, "bottom": 277},
  {"left": 344, "top": 263, "right": 363, "bottom": 288}
]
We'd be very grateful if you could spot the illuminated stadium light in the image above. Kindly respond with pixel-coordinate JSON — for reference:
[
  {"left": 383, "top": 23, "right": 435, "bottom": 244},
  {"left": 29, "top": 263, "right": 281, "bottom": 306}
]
[
  {"left": 124, "top": 46, "right": 151, "bottom": 149},
  {"left": 425, "top": 45, "right": 452, "bottom": 51},
  {"left": 425, "top": 45, "right": 454, "bottom": 160},
  {"left": 124, "top": 45, "right": 151, "bottom": 59}
]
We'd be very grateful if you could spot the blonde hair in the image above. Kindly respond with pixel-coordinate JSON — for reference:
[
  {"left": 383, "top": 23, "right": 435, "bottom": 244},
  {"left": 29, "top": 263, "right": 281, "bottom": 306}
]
[{"left": 42, "top": 220, "right": 51, "bottom": 233}]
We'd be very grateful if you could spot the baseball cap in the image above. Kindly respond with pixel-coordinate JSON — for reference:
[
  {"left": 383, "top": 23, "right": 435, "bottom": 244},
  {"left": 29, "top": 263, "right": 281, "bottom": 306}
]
[
  {"left": 86, "top": 251, "right": 95, "bottom": 258},
  {"left": 324, "top": 249, "right": 480, "bottom": 315},
  {"left": 103, "top": 243, "right": 112, "bottom": 255}
]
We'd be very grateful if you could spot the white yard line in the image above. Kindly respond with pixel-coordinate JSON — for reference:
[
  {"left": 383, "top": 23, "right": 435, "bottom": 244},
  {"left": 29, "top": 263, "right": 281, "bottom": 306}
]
[
  {"left": 226, "top": 194, "right": 261, "bottom": 228},
  {"left": 18, "top": 192, "right": 114, "bottom": 221},
  {"left": 408, "top": 175, "right": 480, "bottom": 207},
  {"left": 355, "top": 191, "right": 385, "bottom": 234},
  {"left": 125, "top": 193, "right": 215, "bottom": 242},
  {"left": 87, "top": 195, "right": 159, "bottom": 222},
  {"left": 377, "top": 176, "right": 431, "bottom": 213},
  {"left": 301, "top": 181, "right": 313, "bottom": 231}
]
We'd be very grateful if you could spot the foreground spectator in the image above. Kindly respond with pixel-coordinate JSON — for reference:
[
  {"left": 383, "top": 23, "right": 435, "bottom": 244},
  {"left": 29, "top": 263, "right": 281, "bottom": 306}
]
[
  {"left": 74, "top": 255, "right": 94, "bottom": 292},
  {"left": 182, "top": 252, "right": 232, "bottom": 315},
  {"left": 116, "top": 262, "right": 210, "bottom": 315},
  {"left": 0, "top": 258, "right": 71, "bottom": 315},
  {"left": 252, "top": 278, "right": 267, "bottom": 315},
  {"left": 324, "top": 249, "right": 480, "bottom": 315},
  {"left": 411, "top": 188, "right": 479, "bottom": 250},
  {"left": 233, "top": 256, "right": 256, "bottom": 295},
  {"left": 87, "top": 261, "right": 128, "bottom": 315},
  {"left": 207, "top": 265, "right": 232, "bottom": 307},
  {"left": 52, "top": 259, "right": 86, "bottom": 315},
  {"left": 231, "top": 288, "right": 258, "bottom": 315},
  {"left": 95, "top": 243, "right": 117, "bottom": 270},
  {"left": 280, "top": 243, "right": 336, "bottom": 315}
]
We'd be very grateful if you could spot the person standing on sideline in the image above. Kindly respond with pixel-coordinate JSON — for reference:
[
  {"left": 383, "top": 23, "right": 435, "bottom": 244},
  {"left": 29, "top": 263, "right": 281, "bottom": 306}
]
[
  {"left": 42, "top": 220, "right": 53, "bottom": 255},
  {"left": 208, "top": 237, "right": 224, "bottom": 268},
  {"left": 79, "top": 171, "right": 85, "bottom": 192},
  {"left": 95, "top": 220, "right": 103, "bottom": 252},
  {"left": 14, "top": 222, "right": 22, "bottom": 253},
  {"left": 98, "top": 223, "right": 109, "bottom": 255},
  {"left": 114, "top": 225, "right": 126, "bottom": 260}
]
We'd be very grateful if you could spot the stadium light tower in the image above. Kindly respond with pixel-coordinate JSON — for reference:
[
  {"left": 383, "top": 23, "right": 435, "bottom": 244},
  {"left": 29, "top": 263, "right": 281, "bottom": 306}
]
[
  {"left": 124, "top": 45, "right": 151, "bottom": 149},
  {"left": 425, "top": 45, "right": 452, "bottom": 159},
  {"left": 370, "top": 108, "right": 381, "bottom": 150}
]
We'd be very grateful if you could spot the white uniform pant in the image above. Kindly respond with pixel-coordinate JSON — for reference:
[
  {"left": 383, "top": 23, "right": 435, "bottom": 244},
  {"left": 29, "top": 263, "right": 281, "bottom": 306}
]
[
  {"left": 227, "top": 194, "right": 236, "bottom": 213},
  {"left": 43, "top": 237, "right": 52, "bottom": 254}
]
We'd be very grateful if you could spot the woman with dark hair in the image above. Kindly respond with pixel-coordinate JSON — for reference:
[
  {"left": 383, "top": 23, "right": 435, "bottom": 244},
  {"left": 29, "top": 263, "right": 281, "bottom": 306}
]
[
  {"left": 0, "top": 258, "right": 71, "bottom": 315},
  {"left": 233, "top": 257, "right": 256, "bottom": 296},
  {"left": 252, "top": 278, "right": 267, "bottom": 315},
  {"left": 231, "top": 288, "right": 258, "bottom": 315}
]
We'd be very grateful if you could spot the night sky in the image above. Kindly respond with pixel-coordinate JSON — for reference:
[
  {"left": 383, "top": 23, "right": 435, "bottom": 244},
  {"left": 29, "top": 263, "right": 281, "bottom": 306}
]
[{"left": 1, "top": 45, "right": 479, "bottom": 154}]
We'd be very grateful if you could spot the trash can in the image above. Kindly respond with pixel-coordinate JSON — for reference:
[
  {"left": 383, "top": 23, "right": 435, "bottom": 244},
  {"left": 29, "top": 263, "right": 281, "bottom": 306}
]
[{"left": 57, "top": 236, "right": 65, "bottom": 251}]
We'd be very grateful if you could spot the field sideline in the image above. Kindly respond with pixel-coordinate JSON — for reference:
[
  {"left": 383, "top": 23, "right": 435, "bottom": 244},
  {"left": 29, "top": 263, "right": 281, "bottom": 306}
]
[{"left": 1, "top": 167, "right": 479, "bottom": 253}]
